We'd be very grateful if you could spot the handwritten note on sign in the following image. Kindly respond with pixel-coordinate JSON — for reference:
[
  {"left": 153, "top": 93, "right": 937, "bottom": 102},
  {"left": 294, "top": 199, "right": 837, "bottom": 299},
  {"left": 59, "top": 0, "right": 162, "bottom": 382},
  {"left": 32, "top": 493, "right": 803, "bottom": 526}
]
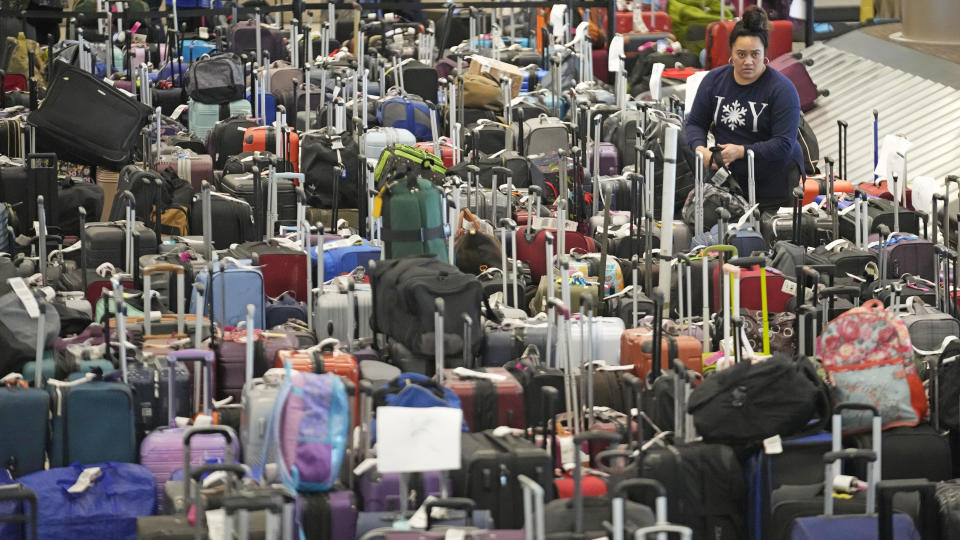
[{"left": 376, "top": 406, "right": 463, "bottom": 473}]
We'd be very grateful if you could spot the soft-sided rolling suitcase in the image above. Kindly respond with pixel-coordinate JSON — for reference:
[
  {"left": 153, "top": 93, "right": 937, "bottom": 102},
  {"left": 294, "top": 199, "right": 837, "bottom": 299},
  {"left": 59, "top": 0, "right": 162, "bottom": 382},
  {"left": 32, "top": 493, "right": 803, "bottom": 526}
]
[
  {"left": 154, "top": 149, "right": 215, "bottom": 193},
  {"left": 219, "top": 171, "right": 299, "bottom": 227},
  {"left": 46, "top": 355, "right": 137, "bottom": 468},
  {"left": 191, "top": 183, "right": 256, "bottom": 251},
  {"left": 0, "top": 343, "right": 49, "bottom": 477}
]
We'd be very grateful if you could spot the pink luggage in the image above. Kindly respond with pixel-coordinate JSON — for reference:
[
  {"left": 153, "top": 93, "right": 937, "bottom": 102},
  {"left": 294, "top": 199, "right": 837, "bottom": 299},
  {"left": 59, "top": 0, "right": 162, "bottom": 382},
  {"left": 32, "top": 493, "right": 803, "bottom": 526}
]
[{"left": 769, "top": 53, "right": 828, "bottom": 112}]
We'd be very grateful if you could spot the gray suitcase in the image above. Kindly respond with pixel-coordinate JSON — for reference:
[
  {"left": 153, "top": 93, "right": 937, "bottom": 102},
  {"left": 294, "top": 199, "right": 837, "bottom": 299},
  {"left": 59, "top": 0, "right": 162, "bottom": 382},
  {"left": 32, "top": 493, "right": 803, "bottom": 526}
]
[
  {"left": 240, "top": 371, "right": 283, "bottom": 467},
  {"left": 314, "top": 280, "right": 373, "bottom": 344},
  {"left": 363, "top": 127, "right": 415, "bottom": 168}
]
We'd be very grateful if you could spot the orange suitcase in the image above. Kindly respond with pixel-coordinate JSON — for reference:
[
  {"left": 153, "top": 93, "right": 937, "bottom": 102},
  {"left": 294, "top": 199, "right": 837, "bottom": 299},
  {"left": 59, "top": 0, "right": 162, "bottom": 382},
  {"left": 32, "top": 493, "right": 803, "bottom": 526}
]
[
  {"left": 275, "top": 340, "right": 360, "bottom": 426},
  {"left": 620, "top": 329, "right": 702, "bottom": 381},
  {"left": 242, "top": 125, "right": 300, "bottom": 172},
  {"left": 802, "top": 176, "right": 855, "bottom": 205}
]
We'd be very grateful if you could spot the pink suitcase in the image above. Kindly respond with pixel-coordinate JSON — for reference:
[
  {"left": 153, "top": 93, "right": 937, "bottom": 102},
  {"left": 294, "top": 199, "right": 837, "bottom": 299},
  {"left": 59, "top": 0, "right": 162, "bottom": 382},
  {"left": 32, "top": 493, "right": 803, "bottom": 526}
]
[
  {"left": 769, "top": 53, "right": 827, "bottom": 112},
  {"left": 155, "top": 151, "right": 215, "bottom": 192},
  {"left": 139, "top": 349, "right": 239, "bottom": 508}
]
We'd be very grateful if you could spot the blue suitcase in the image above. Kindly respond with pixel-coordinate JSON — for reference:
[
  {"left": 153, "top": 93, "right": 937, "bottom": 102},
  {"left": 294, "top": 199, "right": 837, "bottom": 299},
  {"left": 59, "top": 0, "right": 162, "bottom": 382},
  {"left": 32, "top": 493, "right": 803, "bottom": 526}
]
[
  {"left": 188, "top": 98, "right": 253, "bottom": 142},
  {"left": 47, "top": 372, "right": 137, "bottom": 468},
  {"left": 180, "top": 39, "right": 217, "bottom": 62},
  {"left": 190, "top": 259, "right": 266, "bottom": 330},
  {"left": 311, "top": 238, "right": 382, "bottom": 281}
]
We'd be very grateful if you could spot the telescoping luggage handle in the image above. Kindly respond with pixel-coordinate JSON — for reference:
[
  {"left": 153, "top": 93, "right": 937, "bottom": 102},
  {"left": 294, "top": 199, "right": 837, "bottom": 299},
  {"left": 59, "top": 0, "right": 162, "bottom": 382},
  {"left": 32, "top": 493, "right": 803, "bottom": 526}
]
[
  {"left": 827, "top": 403, "right": 882, "bottom": 516},
  {"left": 518, "top": 474, "right": 546, "bottom": 540},
  {"left": 222, "top": 488, "right": 294, "bottom": 540},
  {"left": 0, "top": 483, "right": 38, "bottom": 540},
  {"left": 167, "top": 348, "right": 216, "bottom": 427},
  {"left": 179, "top": 425, "right": 239, "bottom": 514},
  {"left": 142, "top": 263, "right": 186, "bottom": 337},
  {"left": 610, "top": 478, "right": 667, "bottom": 540}
]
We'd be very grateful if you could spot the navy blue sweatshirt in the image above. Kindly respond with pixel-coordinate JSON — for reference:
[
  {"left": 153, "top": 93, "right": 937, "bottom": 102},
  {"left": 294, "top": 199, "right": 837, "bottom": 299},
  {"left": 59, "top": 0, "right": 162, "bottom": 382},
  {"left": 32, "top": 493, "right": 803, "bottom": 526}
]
[{"left": 684, "top": 64, "right": 803, "bottom": 200}]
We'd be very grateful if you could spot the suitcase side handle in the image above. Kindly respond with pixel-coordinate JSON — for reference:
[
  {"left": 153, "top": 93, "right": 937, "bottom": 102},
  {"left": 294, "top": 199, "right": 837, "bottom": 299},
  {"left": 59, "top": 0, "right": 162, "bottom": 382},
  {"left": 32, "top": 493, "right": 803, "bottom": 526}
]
[{"left": 424, "top": 497, "right": 476, "bottom": 530}]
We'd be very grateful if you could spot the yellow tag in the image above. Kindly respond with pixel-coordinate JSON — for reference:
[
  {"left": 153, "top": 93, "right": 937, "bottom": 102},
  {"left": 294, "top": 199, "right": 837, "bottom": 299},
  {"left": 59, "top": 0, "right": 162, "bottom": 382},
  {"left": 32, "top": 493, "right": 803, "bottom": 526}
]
[
  {"left": 372, "top": 185, "right": 387, "bottom": 218},
  {"left": 832, "top": 491, "right": 854, "bottom": 500}
]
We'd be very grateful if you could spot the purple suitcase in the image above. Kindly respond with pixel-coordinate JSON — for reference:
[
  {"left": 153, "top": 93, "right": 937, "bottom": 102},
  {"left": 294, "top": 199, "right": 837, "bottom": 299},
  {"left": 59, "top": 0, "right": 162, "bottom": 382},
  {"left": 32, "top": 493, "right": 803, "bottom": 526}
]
[
  {"left": 299, "top": 490, "right": 358, "bottom": 539},
  {"left": 155, "top": 151, "right": 215, "bottom": 193},
  {"left": 139, "top": 349, "right": 239, "bottom": 508},
  {"left": 385, "top": 533, "right": 524, "bottom": 539},
  {"left": 216, "top": 330, "right": 299, "bottom": 401},
  {"left": 769, "top": 53, "right": 824, "bottom": 112},
  {"left": 360, "top": 471, "right": 451, "bottom": 512},
  {"left": 588, "top": 142, "right": 620, "bottom": 176}
]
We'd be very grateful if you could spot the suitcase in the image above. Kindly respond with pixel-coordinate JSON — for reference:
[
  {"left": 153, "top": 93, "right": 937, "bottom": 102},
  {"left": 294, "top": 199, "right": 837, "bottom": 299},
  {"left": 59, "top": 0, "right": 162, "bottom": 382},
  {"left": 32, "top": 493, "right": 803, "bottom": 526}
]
[
  {"left": 314, "top": 279, "right": 374, "bottom": 344},
  {"left": 180, "top": 39, "right": 216, "bottom": 61},
  {"left": 312, "top": 237, "right": 381, "bottom": 281},
  {"left": 45, "top": 308, "right": 137, "bottom": 469},
  {"left": 207, "top": 116, "right": 258, "bottom": 169},
  {"left": 620, "top": 329, "right": 703, "bottom": 382},
  {"left": 242, "top": 125, "right": 301, "bottom": 172},
  {"left": 615, "top": 8, "right": 672, "bottom": 33},
  {"left": 190, "top": 185, "right": 256, "bottom": 251},
  {"left": 704, "top": 19, "right": 793, "bottom": 70},
  {"left": 217, "top": 328, "right": 298, "bottom": 402},
  {"left": 139, "top": 350, "right": 238, "bottom": 507},
  {"left": 801, "top": 176, "right": 855, "bottom": 205},
  {"left": 442, "top": 367, "right": 526, "bottom": 431},
  {"left": 187, "top": 98, "right": 253, "bottom": 141},
  {"left": 299, "top": 490, "right": 359, "bottom": 540},
  {"left": 515, "top": 226, "right": 598, "bottom": 280},
  {"left": 0, "top": 364, "right": 49, "bottom": 477},
  {"left": 218, "top": 171, "right": 299, "bottom": 227},
  {"left": 241, "top": 371, "right": 284, "bottom": 467},
  {"left": 230, "top": 240, "right": 310, "bottom": 301},
  {"left": 769, "top": 53, "right": 826, "bottom": 112},
  {"left": 587, "top": 142, "right": 620, "bottom": 177},
  {"left": 363, "top": 126, "right": 416, "bottom": 166},
  {"left": 127, "top": 359, "right": 192, "bottom": 443},
  {"left": 154, "top": 150, "right": 215, "bottom": 193},
  {"left": 453, "top": 431, "right": 553, "bottom": 529},
  {"left": 190, "top": 258, "right": 267, "bottom": 330},
  {"left": 414, "top": 140, "right": 457, "bottom": 168}
]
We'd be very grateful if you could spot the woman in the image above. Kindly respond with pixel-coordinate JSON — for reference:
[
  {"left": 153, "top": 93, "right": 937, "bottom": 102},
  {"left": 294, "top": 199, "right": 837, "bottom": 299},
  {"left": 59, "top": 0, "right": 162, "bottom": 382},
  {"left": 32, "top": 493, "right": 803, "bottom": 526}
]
[{"left": 684, "top": 6, "right": 803, "bottom": 211}]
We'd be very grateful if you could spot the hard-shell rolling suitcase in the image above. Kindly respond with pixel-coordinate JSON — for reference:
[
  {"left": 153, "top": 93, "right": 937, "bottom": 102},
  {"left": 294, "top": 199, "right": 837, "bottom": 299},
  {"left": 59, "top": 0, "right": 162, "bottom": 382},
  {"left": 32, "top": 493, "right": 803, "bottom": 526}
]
[
  {"left": 769, "top": 53, "right": 826, "bottom": 112},
  {"left": 187, "top": 98, "right": 253, "bottom": 141},
  {"left": 363, "top": 127, "right": 416, "bottom": 166},
  {"left": 704, "top": 19, "right": 793, "bottom": 70},
  {"left": 242, "top": 125, "right": 301, "bottom": 172},
  {"left": 217, "top": 328, "right": 298, "bottom": 401},
  {"left": 240, "top": 370, "right": 283, "bottom": 467},
  {"left": 299, "top": 490, "right": 359, "bottom": 540},
  {"left": 154, "top": 150, "right": 215, "bottom": 193},
  {"left": 139, "top": 350, "right": 238, "bottom": 507}
]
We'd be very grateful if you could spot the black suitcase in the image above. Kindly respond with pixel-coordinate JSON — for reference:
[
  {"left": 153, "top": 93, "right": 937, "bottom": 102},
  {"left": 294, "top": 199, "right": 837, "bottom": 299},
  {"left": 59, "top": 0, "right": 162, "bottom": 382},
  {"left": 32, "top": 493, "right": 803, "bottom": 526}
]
[
  {"left": 394, "top": 60, "right": 439, "bottom": 103},
  {"left": 190, "top": 190, "right": 255, "bottom": 250},
  {"left": 452, "top": 431, "right": 552, "bottom": 529},
  {"left": 847, "top": 423, "right": 953, "bottom": 483},
  {"left": 82, "top": 221, "right": 159, "bottom": 270},
  {"left": 839, "top": 196, "right": 920, "bottom": 238},
  {"left": 207, "top": 116, "right": 258, "bottom": 169},
  {"left": 218, "top": 172, "right": 298, "bottom": 226},
  {"left": 0, "top": 153, "right": 59, "bottom": 234}
]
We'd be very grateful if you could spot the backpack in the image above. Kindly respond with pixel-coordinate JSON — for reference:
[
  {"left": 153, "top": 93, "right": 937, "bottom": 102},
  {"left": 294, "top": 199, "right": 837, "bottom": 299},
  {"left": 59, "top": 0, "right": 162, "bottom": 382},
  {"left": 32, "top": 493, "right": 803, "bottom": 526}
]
[
  {"left": 817, "top": 299, "right": 928, "bottom": 432},
  {"left": 798, "top": 116, "right": 820, "bottom": 175},
  {"left": 262, "top": 370, "right": 349, "bottom": 492},
  {"left": 185, "top": 53, "right": 245, "bottom": 104},
  {"left": 377, "top": 92, "right": 434, "bottom": 141}
]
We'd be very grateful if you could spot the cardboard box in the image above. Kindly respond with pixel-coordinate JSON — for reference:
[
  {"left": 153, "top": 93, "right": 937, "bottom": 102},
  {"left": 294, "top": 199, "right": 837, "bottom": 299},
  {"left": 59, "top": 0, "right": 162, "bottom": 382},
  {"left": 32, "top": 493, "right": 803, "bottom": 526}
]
[{"left": 467, "top": 55, "right": 524, "bottom": 99}]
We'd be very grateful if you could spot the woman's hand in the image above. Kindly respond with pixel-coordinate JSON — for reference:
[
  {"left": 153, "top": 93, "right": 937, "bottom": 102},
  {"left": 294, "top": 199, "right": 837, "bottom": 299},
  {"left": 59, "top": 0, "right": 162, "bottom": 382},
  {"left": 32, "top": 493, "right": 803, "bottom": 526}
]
[{"left": 718, "top": 144, "right": 746, "bottom": 166}]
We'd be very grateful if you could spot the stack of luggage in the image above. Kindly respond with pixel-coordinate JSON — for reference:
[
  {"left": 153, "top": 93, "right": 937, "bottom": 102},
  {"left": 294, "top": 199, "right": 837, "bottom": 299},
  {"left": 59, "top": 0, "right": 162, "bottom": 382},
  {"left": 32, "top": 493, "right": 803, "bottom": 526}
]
[{"left": 0, "top": 0, "right": 957, "bottom": 538}]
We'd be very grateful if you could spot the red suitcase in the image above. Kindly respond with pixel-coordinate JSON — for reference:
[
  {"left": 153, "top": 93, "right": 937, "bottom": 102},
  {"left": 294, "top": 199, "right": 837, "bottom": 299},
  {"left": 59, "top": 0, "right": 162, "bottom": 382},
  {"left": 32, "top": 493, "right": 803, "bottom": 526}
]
[
  {"left": 514, "top": 226, "right": 598, "bottom": 281},
  {"left": 235, "top": 241, "right": 309, "bottom": 301},
  {"left": 615, "top": 10, "right": 672, "bottom": 34},
  {"left": 769, "top": 53, "right": 826, "bottom": 112},
  {"left": 242, "top": 125, "right": 300, "bottom": 172},
  {"left": 858, "top": 179, "right": 915, "bottom": 211},
  {"left": 414, "top": 140, "right": 456, "bottom": 168},
  {"left": 704, "top": 19, "right": 793, "bottom": 70},
  {"left": 442, "top": 367, "right": 526, "bottom": 432}
]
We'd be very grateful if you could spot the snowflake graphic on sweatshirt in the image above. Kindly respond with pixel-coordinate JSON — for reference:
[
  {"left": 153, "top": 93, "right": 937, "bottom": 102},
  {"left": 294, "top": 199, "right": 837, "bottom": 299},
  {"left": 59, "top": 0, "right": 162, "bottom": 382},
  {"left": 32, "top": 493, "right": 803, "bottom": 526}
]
[{"left": 720, "top": 100, "right": 748, "bottom": 130}]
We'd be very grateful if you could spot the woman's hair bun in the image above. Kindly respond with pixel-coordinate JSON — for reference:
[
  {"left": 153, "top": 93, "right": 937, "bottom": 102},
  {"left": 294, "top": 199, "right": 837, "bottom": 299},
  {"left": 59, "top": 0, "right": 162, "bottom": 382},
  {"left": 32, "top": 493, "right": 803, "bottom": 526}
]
[{"left": 741, "top": 6, "right": 769, "bottom": 32}]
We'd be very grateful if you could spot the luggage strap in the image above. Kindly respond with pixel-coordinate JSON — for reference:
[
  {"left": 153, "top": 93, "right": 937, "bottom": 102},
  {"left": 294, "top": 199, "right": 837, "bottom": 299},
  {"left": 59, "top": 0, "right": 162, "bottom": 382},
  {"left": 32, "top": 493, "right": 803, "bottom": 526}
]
[{"left": 382, "top": 225, "right": 447, "bottom": 243}]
